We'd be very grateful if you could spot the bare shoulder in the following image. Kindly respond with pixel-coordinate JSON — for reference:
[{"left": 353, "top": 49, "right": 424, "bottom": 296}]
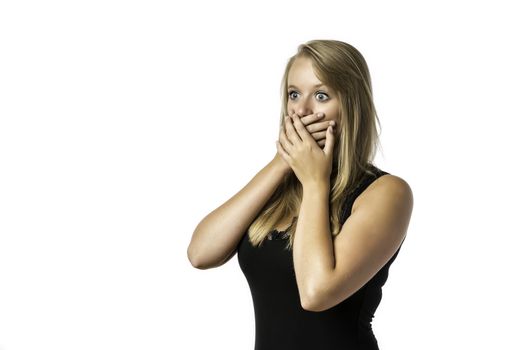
[{"left": 351, "top": 174, "right": 413, "bottom": 215}]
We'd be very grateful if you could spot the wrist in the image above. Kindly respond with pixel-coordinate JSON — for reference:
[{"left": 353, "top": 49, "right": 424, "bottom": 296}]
[
  {"left": 270, "top": 154, "right": 291, "bottom": 177},
  {"left": 303, "top": 180, "right": 330, "bottom": 196}
]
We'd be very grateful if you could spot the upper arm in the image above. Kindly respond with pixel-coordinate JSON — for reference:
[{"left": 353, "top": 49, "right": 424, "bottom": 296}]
[{"left": 308, "top": 175, "right": 413, "bottom": 311}]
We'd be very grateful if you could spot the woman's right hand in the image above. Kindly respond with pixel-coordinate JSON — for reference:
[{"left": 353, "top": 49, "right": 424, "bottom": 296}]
[{"left": 272, "top": 112, "right": 336, "bottom": 174}]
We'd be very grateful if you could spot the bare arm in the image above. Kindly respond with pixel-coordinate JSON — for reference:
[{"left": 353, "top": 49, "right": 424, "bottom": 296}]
[
  {"left": 187, "top": 112, "right": 332, "bottom": 269},
  {"left": 187, "top": 154, "right": 290, "bottom": 269}
]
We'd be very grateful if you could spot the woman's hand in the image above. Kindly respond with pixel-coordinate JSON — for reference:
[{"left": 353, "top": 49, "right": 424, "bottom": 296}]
[
  {"left": 273, "top": 112, "right": 335, "bottom": 174},
  {"left": 276, "top": 113, "right": 336, "bottom": 188}
]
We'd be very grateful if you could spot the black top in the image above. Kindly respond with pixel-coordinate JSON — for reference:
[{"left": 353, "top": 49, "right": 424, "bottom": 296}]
[{"left": 236, "top": 166, "right": 405, "bottom": 350}]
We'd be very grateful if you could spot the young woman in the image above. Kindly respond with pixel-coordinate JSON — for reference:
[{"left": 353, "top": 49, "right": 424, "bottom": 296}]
[{"left": 187, "top": 39, "right": 413, "bottom": 350}]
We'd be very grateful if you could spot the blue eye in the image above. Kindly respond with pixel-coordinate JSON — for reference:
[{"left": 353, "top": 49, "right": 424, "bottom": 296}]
[
  {"left": 316, "top": 92, "right": 329, "bottom": 101},
  {"left": 288, "top": 90, "right": 330, "bottom": 102}
]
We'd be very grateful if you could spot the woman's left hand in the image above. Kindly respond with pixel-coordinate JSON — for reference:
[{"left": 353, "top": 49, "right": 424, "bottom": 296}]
[{"left": 276, "top": 113, "right": 336, "bottom": 188}]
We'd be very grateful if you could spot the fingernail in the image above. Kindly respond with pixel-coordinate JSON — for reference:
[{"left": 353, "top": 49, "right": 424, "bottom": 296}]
[{"left": 317, "top": 113, "right": 324, "bottom": 117}]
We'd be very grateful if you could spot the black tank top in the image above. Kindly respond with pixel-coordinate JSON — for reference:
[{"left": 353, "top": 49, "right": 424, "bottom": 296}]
[{"left": 236, "top": 166, "right": 405, "bottom": 350}]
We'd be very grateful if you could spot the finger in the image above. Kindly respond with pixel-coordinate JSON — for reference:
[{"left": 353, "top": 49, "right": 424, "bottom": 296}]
[
  {"left": 310, "top": 130, "right": 328, "bottom": 141},
  {"left": 323, "top": 124, "right": 336, "bottom": 155},
  {"left": 305, "top": 120, "right": 335, "bottom": 135},
  {"left": 279, "top": 124, "right": 294, "bottom": 154},
  {"left": 276, "top": 139, "right": 292, "bottom": 164},
  {"left": 300, "top": 112, "right": 325, "bottom": 126},
  {"left": 290, "top": 113, "right": 314, "bottom": 144},
  {"left": 284, "top": 114, "right": 302, "bottom": 144}
]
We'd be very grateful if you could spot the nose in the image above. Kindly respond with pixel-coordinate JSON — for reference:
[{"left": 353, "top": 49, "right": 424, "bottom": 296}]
[{"left": 291, "top": 100, "right": 314, "bottom": 117}]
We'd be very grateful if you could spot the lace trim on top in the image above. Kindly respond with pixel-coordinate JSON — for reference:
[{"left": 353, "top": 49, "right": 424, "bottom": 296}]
[
  {"left": 266, "top": 217, "right": 296, "bottom": 240},
  {"left": 266, "top": 229, "right": 291, "bottom": 240},
  {"left": 266, "top": 166, "right": 382, "bottom": 241}
]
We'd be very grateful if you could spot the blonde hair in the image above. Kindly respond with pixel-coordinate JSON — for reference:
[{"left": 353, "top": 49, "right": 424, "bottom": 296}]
[{"left": 247, "top": 39, "right": 383, "bottom": 250}]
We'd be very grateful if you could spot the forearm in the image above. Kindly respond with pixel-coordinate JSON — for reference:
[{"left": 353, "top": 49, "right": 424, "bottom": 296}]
[
  {"left": 188, "top": 156, "right": 289, "bottom": 268},
  {"left": 293, "top": 181, "right": 335, "bottom": 304}
]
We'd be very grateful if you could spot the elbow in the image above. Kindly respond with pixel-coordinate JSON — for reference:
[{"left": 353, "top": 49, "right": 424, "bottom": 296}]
[
  {"left": 300, "top": 287, "right": 326, "bottom": 312},
  {"left": 187, "top": 236, "right": 212, "bottom": 269},
  {"left": 187, "top": 252, "right": 200, "bottom": 269},
  {"left": 301, "top": 298, "right": 325, "bottom": 312},
  {"left": 187, "top": 245, "right": 224, "bottom": 270},
  {"left": 302, "top": 295, "right": 335, "bottom": 312},
  {"left": 188, "top": 254, "right": 212, "bottom": 270},
  {"left": 300, "top": 299, "right": 316, "bottom": 312},
  {"left": 188, "top": 256, "right": 202, "bottom": 269},
  {"left": 187, "top": 224, "right": 208, "bottom": 269},
  {"left": 187, "top": 245, "right": 206, "bottom": 269}
]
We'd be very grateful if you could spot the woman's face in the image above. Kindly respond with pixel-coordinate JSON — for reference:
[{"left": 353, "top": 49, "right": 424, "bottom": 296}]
[{"left": 286, "top": 56, "right": 341, "bottom": 137}]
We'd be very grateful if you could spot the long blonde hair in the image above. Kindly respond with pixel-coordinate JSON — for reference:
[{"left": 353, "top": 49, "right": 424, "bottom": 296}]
[{"left": 247, "top": 39, "right": 383, "bottom": 250}]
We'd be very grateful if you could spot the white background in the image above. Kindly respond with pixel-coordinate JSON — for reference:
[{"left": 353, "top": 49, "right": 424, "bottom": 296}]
[{"left": 1, "top": 0, "right": 524, "bottom": 349}]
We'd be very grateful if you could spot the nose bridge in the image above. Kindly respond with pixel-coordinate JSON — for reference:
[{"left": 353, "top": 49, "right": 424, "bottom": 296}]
[{"left": 295, "top": 93, "right": 313, "bottom": 116}]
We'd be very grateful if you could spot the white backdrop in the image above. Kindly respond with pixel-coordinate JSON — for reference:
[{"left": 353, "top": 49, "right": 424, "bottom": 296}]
[{"left": 1, "top": 0, "right": 524, "bottom": 349}]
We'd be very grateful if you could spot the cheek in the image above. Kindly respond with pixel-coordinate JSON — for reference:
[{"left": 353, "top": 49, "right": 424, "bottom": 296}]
[
  {"left": 324, "top": 107, "right": 340, "bottom": 122},
  {"left": 332, "top": 105, "right": 342, "bottom": 123}
]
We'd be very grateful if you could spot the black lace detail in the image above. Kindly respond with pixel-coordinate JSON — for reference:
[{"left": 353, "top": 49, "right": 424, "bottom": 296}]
[
  {"left": 266, "top": 229, "right": 291, "bottom": 240},
  {"left": 266, "top": 217, "right": 296, "bottom": 240}
]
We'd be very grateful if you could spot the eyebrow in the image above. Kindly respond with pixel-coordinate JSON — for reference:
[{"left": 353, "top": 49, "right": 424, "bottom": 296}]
[{"left": 287, "top": 83, "right": 326, "bottom": 89}]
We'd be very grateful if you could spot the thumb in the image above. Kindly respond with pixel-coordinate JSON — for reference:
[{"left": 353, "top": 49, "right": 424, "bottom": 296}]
[{"left": 323, "top": 125, "right": 335, "bottom": 156}]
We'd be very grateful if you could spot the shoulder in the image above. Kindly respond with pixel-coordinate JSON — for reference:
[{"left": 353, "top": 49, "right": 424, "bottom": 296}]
[{"left": 351, "top": 173, "right": 413, "bottom": 215}]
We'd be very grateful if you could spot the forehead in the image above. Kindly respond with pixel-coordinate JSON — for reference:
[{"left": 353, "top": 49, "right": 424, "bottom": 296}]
[{"left": 288, "top": 57, "right": 324, "bottom": 87}]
